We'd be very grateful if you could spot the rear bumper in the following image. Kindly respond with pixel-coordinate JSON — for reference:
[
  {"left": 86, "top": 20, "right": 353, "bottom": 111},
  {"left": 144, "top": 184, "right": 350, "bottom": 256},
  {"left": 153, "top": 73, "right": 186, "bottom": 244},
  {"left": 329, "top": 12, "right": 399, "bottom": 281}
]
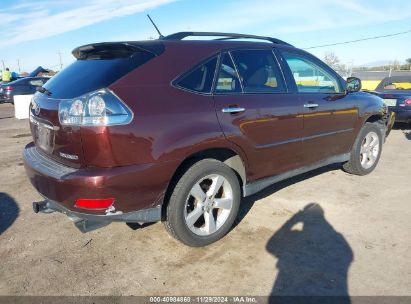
[
  {"left": 0, "top": 93, "right": 12, "bottom": 103},
  {"left": 32, "top": 199, "right": 160, "bottom": 232},
  {"left": 23, "top": 142, "right": 179, "bottom": 216},
  {"left": 392, "top": 108, "right": 411, "bottom": 123}
]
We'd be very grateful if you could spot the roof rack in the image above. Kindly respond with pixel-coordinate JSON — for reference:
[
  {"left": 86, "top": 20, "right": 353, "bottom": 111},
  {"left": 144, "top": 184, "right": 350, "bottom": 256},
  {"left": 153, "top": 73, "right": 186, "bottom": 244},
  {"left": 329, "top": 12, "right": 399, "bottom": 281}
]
[{"left": 162, "top": 32, "right": 293, "bottom": 47}]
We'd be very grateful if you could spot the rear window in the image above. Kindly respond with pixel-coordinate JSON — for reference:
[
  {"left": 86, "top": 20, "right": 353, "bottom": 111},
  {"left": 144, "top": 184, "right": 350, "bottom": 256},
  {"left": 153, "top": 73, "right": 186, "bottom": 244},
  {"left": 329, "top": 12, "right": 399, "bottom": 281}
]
[
  {"left": 175, "top": 56, "right": 218, "bottom": 93},
  {"left": 29, "top": 79, "right": 48, "bottom": 86},
  {"left": 43, "top": 51, "right": 154, "bottom": 99}
]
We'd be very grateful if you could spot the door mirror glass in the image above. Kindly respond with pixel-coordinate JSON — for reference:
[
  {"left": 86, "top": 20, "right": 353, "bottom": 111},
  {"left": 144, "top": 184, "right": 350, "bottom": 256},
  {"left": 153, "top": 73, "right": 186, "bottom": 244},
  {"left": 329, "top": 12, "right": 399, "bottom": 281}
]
[{"left": 346, "top": 77, "right": 361, "bottom": 93}]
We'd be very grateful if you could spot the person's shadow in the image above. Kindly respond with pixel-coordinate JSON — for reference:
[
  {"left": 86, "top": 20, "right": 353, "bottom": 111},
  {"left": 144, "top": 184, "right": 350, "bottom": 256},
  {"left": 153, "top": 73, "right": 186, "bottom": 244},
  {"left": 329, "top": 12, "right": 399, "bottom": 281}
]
[
  {"left": 266, "top": 203, "right": 353, "bottom": 301},
  {"left": 0, "top": 192, "right": 19, "bottom": 235}
]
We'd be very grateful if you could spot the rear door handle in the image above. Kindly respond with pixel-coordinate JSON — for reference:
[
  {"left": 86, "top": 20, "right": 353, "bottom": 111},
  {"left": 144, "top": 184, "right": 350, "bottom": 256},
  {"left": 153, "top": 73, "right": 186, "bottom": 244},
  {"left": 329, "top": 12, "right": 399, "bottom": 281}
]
[
  {"left": 222, "top": 107, "right": 246, "bottom": 114},
  {"left": 304, "top": 103, "right": 319, "bottom": 108}
]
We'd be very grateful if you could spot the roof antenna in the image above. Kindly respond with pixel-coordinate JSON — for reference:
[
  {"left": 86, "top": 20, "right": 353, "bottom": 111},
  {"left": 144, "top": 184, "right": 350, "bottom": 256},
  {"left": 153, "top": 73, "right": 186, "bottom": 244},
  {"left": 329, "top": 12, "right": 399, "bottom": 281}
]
[{"left": 147, "top": 14, "right": 164, "bottom": 39}]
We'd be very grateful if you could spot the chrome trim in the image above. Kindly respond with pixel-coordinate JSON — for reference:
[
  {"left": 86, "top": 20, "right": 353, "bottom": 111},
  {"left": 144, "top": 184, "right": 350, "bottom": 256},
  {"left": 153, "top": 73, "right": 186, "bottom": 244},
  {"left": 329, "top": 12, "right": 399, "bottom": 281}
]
[
  {"left": 222, "top": 107, "right": 246, "bottom": 113},
  {"left": 304, "top": 103, "right": 319, "bottom": 108}
]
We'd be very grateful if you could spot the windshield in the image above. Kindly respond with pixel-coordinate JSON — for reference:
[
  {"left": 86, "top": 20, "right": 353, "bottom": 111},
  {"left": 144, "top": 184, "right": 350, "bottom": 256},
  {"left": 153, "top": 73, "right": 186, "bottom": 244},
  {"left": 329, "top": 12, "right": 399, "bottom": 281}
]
[
  {"left": 381, "top": 82, "right": 411, "bottom": 90},
  {"left": 376, "top": 77, "right": 411, "bottom": 92}
]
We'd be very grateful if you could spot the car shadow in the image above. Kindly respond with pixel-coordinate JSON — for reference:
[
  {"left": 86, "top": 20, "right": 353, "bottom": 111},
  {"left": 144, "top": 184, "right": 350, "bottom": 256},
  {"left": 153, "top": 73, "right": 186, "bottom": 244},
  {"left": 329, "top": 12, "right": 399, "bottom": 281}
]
[
  {"left": 235, "top": 163, "right": 342, "bottom": 226},
  {"left": 0, "top": 192, "right": 19, "bottom": 235},
  {"left": 266, "top": 203, "right": 353, "bottom": 300},
  {"left": 392, "top": 122, "right": 411, "bottom": 140},
  {"left": 126, "top": 222, "right": 156, "bottom": 230}
]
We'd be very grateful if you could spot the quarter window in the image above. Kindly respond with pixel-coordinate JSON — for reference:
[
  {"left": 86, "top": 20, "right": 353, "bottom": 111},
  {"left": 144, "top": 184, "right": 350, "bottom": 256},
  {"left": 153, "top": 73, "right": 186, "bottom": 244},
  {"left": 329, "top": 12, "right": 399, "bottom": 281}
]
[
  {"left": 176, "top": 56, "right": 218, "bottom": 93},
  {"left": 230, "top": 49, "right": 285, "bottom": 93},
  {"left": 282, "top": 52, "right": 341, "bottom": 93},
  {"left": 29, "top": 79, "right": 46, "bottom": 86},
  {"left": 215, "top": 53, "right": 242, "bottom": 93}
]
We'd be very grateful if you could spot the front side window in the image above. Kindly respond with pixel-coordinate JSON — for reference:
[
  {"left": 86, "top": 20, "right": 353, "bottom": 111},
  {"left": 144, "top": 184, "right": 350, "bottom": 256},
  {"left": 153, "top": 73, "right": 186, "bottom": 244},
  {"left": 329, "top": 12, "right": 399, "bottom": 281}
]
[
  {"left": 176, "top": 56, "right": 218, "bottom": 93},
  {"left": 215, "top": 53, "right": 242, "bottom": 93},
  {"left": 230, "top": 49, "right": 285, "bottom": 93},
  {"left": 282, "top": 52, "right": 341, "bottom": 93}
]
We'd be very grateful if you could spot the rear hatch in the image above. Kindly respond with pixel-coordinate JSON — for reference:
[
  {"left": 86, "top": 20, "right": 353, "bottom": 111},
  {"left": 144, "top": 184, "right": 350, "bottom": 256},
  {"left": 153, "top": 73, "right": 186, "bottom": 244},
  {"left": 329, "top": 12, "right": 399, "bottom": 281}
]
[
  {"left": 379, "top": 91, "right": 411, "bottom": 108},
  {"left": 29, "top": 41, "right": 163, "bottom": 167}
]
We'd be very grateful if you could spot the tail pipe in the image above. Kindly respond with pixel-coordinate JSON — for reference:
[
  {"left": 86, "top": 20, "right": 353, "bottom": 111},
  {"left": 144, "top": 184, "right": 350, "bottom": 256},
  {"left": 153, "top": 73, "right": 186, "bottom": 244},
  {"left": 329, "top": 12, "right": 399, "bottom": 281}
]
[{"left": 32, "top": 200, "right": 108, "bottom": 232}]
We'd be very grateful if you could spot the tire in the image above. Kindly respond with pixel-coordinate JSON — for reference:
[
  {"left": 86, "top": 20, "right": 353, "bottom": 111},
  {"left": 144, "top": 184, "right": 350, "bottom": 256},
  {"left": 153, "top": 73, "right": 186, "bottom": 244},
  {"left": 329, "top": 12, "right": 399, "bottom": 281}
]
[
  {"left": 164, "top": 159, "right": 241, "bottom": 247},
  {"left": 343, "top": 122, "right": 383, "bottom": 176}
]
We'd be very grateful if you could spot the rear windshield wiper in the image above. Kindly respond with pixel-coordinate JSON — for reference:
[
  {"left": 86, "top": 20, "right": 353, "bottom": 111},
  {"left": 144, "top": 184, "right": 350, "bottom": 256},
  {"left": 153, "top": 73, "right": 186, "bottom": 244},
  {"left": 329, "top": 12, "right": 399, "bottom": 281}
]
[{"left": 36, "top": 86, "right": 52, "bottom": 96}]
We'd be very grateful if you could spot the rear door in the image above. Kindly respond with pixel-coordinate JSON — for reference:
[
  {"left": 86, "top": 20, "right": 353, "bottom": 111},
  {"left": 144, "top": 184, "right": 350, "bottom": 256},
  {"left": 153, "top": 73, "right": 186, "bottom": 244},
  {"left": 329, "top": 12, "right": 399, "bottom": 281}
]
[
  {"left": 214, "top": 50, "right": 303, "bottom": 181},
  {"left": 279, "top": 50, "right": 359, "bottom": 165}
]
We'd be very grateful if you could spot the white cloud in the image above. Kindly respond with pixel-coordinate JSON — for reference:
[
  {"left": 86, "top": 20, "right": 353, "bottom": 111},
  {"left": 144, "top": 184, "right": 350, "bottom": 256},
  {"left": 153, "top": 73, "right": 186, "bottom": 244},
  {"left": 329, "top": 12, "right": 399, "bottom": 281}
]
[
  {"left": 167, "top": 0, "right": 411, "bottom": 37},
  {"left": 0, "top": 0, "right": 176, "bottom": 48}
]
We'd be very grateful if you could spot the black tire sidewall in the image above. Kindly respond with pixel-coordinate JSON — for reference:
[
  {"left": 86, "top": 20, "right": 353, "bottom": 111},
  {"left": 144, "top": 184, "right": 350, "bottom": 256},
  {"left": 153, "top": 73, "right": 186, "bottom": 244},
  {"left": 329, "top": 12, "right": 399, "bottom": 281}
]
[{"left": 166, "top": 159, "right": 241, "bottom": 247}]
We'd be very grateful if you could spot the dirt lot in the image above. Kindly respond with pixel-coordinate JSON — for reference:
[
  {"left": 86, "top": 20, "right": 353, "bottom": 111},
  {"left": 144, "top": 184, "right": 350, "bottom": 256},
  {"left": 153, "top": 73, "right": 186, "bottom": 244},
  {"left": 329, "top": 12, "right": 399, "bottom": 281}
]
[{"left": 0, "top": 102, "right": 410, "bottom": 296}]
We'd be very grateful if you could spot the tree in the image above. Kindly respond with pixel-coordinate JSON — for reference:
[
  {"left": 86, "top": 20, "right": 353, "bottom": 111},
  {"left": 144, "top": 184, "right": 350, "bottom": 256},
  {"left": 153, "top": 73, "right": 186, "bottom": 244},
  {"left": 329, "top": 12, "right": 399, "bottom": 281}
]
[{"left": 323, "top": 51, "right": 343, "bottom": 71}]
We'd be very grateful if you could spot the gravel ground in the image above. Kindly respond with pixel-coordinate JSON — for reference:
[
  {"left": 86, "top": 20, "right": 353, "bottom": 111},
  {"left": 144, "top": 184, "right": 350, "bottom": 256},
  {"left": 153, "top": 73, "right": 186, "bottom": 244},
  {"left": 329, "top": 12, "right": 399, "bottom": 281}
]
[{"left": 0, "top": 103, "right": 410, "bottom": 296}]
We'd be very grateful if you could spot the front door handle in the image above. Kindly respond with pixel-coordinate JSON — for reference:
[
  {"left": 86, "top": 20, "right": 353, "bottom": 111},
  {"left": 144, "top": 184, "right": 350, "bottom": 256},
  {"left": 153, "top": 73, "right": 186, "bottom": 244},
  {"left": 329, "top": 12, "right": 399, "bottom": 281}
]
[
  {"left": 222, "top": 107, "right": 246, "bottom": 114},
  {"left": 304, "top": 103, "right": 319, "bottom": 108}
]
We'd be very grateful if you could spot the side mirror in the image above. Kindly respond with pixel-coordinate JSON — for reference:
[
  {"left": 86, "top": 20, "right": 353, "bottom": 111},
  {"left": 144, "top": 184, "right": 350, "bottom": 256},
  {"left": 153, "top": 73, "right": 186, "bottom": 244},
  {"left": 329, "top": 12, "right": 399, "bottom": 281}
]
[{"left": 346, "top": 77, "right": 362, "bottom": 93}]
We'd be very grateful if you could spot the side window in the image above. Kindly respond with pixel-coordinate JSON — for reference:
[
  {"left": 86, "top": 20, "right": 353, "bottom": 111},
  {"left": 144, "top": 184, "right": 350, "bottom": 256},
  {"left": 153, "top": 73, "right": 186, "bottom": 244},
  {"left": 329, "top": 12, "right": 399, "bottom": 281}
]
[
  {"left": 230, "top": 49, "right": 285, "bottom": 93},
  {"left": 282, "top": 52, "right": 341, "bottom": 93},
  {"left": 29, "top": 79, "right": 44, "bottom": 86},
  {"left": 176, "top": 56, "right": 218, "bottom": 93},
  {"left": 215, "top": 53, "right": 242, "bottom": 93}
]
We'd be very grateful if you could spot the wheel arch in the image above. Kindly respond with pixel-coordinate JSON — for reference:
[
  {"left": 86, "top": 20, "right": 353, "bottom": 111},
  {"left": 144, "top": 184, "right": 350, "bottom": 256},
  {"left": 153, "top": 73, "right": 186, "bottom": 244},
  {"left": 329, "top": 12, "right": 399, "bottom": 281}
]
[{"left": 160, "top": 147, "right": 247, "bottom": 220}]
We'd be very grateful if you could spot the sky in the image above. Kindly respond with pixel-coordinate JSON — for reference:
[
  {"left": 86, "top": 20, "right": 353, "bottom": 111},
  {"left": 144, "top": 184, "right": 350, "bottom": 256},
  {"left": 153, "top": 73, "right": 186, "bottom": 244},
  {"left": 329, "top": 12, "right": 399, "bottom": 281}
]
[{"left": 0, "top": 0, "right": 410, "bottom": 73}]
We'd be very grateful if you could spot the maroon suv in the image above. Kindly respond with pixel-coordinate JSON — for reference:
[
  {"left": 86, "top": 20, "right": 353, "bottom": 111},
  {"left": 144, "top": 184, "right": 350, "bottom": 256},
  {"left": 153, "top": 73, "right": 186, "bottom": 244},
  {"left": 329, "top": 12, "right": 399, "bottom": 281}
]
[{"left": 24, "top": 32, "right": 394, "bottom": 246}]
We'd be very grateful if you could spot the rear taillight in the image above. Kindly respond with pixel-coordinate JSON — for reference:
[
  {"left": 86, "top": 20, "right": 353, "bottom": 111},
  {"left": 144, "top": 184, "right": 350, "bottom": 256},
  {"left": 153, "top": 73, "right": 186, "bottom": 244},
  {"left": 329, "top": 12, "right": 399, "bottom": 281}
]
[
  {"left": 404, "top": 98, "right": 411, "bottom": 106},
  {"left": 4, "top": 86, "right": 13, "bottom": 92},
  {"left": 58, "top": 88, "right": 133, "bottom": 126},
  {"left": 74, "top": 198, "right": 115, "bottom": 209}
]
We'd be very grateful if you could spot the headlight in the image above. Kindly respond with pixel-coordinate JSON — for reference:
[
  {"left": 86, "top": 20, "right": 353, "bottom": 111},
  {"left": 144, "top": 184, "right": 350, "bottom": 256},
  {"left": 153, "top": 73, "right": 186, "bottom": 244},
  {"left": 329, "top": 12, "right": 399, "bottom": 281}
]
[{"left": 59, "top": 89, "right": 132, "bottom": 126}]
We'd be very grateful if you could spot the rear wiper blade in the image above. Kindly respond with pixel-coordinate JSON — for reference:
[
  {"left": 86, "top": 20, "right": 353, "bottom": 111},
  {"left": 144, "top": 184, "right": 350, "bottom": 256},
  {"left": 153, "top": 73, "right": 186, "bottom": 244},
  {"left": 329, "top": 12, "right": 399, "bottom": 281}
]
[{"left": 36, "top": 86, "right": 52, "bottom": 96}]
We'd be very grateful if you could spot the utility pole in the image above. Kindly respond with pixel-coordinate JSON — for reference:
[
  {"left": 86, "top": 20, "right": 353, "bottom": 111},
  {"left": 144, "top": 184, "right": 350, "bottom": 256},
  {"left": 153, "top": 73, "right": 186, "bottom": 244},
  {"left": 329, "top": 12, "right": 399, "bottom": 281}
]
[
  {"left": 17, "top": 59, "right": 21, "bottom": 73},
  {"left": 349, "top": 59, "right": 354, "bottom": 78},
  {"left": 1, "top": 60, "right": 5, "bottom": 70},
  {"left": 57, "top": 51, "right": 63, "bottom": 70}
]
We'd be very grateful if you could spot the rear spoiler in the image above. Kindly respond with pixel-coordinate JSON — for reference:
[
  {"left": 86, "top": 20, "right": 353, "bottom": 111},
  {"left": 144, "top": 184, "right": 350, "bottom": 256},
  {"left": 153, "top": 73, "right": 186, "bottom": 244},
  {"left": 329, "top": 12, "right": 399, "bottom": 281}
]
[{"left": 72, "top": 41, "right": 165, "bottom": 59}]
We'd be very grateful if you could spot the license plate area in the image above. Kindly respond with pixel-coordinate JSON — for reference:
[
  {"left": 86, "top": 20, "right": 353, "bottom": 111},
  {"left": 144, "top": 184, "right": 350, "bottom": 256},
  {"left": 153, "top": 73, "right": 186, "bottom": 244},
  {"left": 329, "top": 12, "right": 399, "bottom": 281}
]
[
  {"left": 31, "top": 116, "right": 55, "bottom": 154},
  {"left": 383, "top": 99, "right": 397, "bottom": 107}
]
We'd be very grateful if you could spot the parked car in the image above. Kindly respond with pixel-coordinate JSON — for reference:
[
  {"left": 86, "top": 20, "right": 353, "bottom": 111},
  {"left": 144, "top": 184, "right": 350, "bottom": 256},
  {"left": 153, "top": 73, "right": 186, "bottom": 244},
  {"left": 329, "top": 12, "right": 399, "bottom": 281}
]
[
  {"left": 24, "top": 32, "right": 394, "bottom": 247},
  {"left": 366, "top": 76, "right": 411, "bottom": 124},
  {"left": 0, "top": 77, "right": 50, "bottom": 104}
]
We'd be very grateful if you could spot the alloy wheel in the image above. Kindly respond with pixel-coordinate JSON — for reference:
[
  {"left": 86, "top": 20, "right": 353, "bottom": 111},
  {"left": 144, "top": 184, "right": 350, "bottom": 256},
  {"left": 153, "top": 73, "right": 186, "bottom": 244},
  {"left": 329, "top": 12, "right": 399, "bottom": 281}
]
[{"left": 184, "top": 174, "right": 233, "bottom": 236}]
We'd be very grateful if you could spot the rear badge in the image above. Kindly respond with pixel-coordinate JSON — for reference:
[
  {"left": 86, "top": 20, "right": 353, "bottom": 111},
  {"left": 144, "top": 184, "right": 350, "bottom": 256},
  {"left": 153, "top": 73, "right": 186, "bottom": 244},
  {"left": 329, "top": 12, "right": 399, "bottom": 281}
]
[{"left": 59, "top": 152, "right": 79, "bottom": 160}]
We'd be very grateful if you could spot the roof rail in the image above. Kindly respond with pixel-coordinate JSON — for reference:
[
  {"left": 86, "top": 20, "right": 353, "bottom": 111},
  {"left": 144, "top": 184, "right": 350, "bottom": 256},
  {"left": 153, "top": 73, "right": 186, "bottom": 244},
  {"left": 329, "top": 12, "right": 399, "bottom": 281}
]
[{"left": 162, "top": 32, "right": 293, "bottom": 46}]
